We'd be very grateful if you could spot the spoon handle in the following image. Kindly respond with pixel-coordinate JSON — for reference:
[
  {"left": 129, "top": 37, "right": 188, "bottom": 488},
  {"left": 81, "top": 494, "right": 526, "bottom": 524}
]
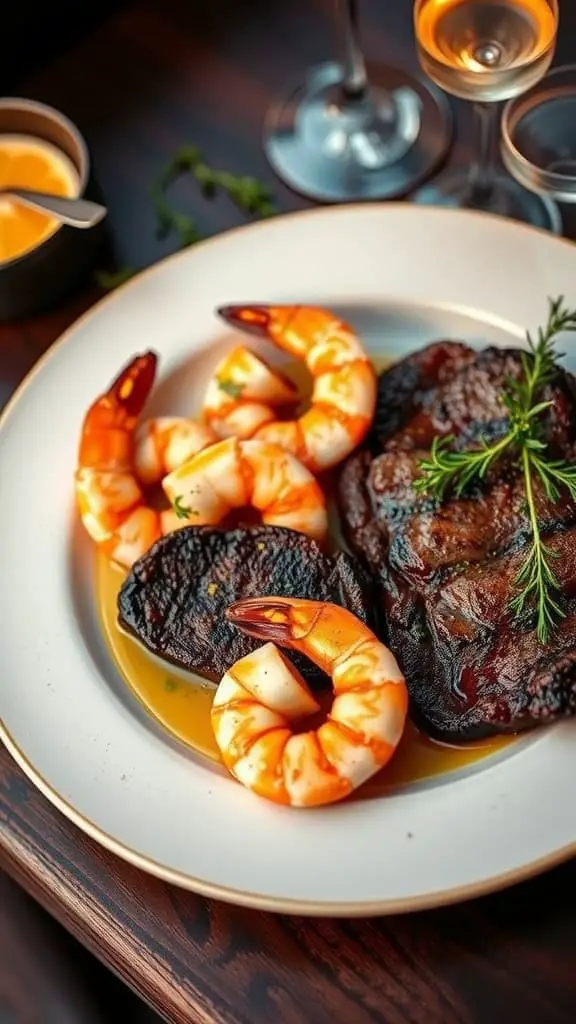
[{"left": 8, "top": 188, "right": 107, "bottom": 229}]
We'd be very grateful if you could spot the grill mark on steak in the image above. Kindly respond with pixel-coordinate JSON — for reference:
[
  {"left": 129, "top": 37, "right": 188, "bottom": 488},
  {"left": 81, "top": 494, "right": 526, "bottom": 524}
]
[
  {"left": 375, "top": 341, "right": 475, "bottom": 446},
  {"left": 337, "top": 341, "right": 576, "bottom": 742},
  {"left": 117, "top": 525, "right": 378, "bottom": 690}
]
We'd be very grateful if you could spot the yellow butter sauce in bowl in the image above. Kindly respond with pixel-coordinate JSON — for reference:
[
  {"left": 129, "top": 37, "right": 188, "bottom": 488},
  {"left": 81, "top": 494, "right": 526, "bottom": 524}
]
[{"left": 0, "top": 134, "right": 79, "bottom": 263}]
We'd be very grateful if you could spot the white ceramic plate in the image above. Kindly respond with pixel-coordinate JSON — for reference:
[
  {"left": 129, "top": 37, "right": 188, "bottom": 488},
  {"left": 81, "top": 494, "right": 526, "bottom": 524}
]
[{"left": 1, "top": 205, "right": 575, "bottom": 916}]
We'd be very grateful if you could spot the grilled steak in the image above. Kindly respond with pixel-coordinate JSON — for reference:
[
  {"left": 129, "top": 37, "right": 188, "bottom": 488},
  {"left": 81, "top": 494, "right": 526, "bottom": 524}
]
[
  {"left": 118, "top": 525, "right": 377, "bottom": 690},
  {"left": 338, "top": 341, "right": 576, "bottom": 742}
]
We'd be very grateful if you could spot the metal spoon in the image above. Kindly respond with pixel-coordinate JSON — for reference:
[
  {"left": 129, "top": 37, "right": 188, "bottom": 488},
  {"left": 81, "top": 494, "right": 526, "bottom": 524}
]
[{"left": 0, "top": 187, "right": 107, "bottom": 229}]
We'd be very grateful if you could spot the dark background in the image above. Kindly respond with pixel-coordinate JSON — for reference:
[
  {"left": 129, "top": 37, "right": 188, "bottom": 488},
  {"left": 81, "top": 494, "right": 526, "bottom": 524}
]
[
  {"left": 4, "top": 0, "right": 576, "bottom": 277},
  {"left": 1, "top": 4, "right": 575, "bottom": 1024}
]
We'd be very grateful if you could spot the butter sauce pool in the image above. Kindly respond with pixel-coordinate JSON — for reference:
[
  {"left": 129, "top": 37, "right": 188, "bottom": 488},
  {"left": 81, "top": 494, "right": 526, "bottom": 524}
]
[{"left": 96, "top": 555, "right": 515, "bottom": 796}]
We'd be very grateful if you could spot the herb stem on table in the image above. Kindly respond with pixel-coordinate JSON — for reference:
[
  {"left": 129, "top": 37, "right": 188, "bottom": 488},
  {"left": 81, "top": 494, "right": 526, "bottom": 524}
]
[
  {"left": 95, "top": 267, "right": 138, "bottom": 290},
  {"left": 97, "top": 145, "right": 277, "bottom": 289},
  {"left": 414, "top": 296, "right": 576, "bottom": 643},
  {"left": 151, "top": 145, "right": 276, "bottom": 247}
]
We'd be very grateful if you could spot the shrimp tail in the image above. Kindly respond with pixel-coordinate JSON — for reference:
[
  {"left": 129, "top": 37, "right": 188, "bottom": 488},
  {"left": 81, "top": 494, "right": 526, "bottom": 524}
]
[
  {"left": 227, "top": 596, "right": 321, "bottom": 644},
  {"left": 81, "top": 351, "right": 158, "bottom": 431},
  {"left": 217, "top": 304, "right": 295, "bottom": 341},
  {"left": 77, "top": 351, "right": 158, "bottom": 471},
  {"left": 109, "top": 351, "right": 158, "bottom": 418}
]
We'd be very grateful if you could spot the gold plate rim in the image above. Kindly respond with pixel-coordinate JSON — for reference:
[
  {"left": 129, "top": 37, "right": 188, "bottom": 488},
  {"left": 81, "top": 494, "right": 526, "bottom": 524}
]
[{"left": 2, "top": 722, "right": 575, "bottom": 916}]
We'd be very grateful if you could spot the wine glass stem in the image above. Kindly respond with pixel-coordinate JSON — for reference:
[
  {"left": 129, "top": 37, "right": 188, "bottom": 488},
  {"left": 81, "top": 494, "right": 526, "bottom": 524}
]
[
  {"left": 470, "top": 102, "right": 501, "bottom": 198},
  {"left": 340, "top": 0, "right": 368, "bottom": 99}
]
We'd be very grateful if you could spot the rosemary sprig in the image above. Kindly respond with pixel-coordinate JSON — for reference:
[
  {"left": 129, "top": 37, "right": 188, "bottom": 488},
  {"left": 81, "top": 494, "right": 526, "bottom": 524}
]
[
  {"left": 509, "top": 447, "right": 565, "bottom": 643},
  {"left": 414, "top": 296, "right": 576, "bottom": 642},
  {"left": 528, "top": 452, "right": 576, "bottom": 504},
  {"left": 504, "top": 294, "right": 569, "bottom": 420},
  {"left": 413, "top": 432, "right": 515, "bottom": 500}
]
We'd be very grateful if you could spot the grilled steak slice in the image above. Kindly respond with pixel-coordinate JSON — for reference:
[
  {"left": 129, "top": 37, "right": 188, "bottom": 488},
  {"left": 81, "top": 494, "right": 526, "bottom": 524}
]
[
  {"left": 338, "top": 342, "right": 576, "bottom": 742},
  {"left": 118, "top": 525, "right": 377, "bottom": 690},
  {"left": 375, "top": 340, "right": 475, "bottom": 447}
]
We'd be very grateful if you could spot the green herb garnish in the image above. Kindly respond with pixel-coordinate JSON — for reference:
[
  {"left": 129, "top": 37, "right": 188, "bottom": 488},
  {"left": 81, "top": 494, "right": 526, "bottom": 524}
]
[
  {"left": 209, "top": 170, "right": 275, "bottom": 216},
  {"left": 217, "top": 377, "right": 244, "bottom": 400},
  {"left": 173, "top": 495, "right": 197, "bottom": 520},
  {"left": 95, "top": 267, "right": 138, "bottom": 291},
  {"left": 96, "top": 146, "right": 277, "bottom": 289},
  {"left": 414, "top": 296, "right": 576, "bottom": 643},
  {"left": 415, "top": 432, "right": 514, "bottom": 501},
  {"left": 151, "top": 145, "right": 276, "bottom": 246},
  {"left": 164, "top": 678, "right": 179, "bottom": 693}
]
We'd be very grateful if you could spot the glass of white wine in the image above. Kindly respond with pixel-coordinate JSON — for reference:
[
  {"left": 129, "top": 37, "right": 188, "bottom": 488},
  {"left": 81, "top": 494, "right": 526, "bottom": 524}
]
[
  {"left": 262, "top": 0, "right": 453, "bottom": 203},
  {"left": 412, "top": 0, "right": 561, "bottom": 231}
]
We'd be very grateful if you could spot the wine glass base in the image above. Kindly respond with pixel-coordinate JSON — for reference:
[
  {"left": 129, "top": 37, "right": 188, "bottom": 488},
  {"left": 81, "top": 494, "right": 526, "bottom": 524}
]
[
  {"left": 412, "top": 168, "right": 562, "bottom": 234},
  {"left": 263, "top": 61, "right": 453, "bottom": 203}
]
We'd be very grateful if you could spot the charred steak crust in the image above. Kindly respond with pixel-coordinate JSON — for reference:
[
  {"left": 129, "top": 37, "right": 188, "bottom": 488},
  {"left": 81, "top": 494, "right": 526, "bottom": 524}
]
[
  {"left": 375, "top": 341, "right": 475, "bottom": 450},
  {"left": 337, "top": 342, "right": 576, "bottom": 742},
  {"left": 118, "top": 525, "right": 378, "bottom": 690}
]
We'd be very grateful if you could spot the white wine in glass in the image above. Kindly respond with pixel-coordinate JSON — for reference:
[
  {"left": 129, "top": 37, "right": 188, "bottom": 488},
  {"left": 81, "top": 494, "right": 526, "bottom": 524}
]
[{"left": 412, "top": 0, "right": 561, "bottom": 231}]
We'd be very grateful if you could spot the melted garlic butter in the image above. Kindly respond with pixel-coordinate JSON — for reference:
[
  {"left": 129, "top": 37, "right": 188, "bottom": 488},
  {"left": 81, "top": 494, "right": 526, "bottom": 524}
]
[{"left": 96, "top": 555, "right": 515, "bottom": 796}]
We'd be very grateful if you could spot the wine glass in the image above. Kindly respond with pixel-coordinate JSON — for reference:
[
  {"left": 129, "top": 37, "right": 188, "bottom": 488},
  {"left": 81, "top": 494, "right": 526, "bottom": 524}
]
[
  {"left": 502, "top": 64, "right": 576, "bottom": 204},
  {"left": 412, "top": 0, "right": 561, "bottom": 232},
  {"left": 263, "top": 0, "right": 453, "bottom": 203}
]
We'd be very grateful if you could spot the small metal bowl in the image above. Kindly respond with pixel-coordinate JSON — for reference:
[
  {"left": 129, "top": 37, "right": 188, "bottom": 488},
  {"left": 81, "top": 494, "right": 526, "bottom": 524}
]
[
  {"left": 501, "top": 64, "right": 576, "bottom": 205},
  {"left": 0, "top": 97, "right": 106, "bottom": 321}
]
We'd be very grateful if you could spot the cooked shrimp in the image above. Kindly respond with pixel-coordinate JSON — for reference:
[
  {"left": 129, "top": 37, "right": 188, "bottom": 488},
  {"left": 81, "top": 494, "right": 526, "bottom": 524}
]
[
  {"left": 203, "top": 345, "right": 299, "bottom": 440},
  {"left": 136, "top": 345, "right": 296, "bottom": 481},
  {"left": 211, "top": 597, "right": 408, "bottom": 807},
  {"left": 134, "top": 417, "right": 217, "bottom": 486},
  {"left": 162, "top": 437, "right": 328, "bottom": 543},
  {"left": 215, "top": 305, "right": 377, "bottom": 472},
  {"left": 75, "top": 352, "right": 186, "bottom": 569}
]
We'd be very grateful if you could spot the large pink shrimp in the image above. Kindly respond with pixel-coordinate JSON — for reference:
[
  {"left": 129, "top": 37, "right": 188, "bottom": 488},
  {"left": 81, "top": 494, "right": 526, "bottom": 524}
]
[
  {"left": 74, "top": 353, "right": 212, "bottom": 568},
  {"left": 211, "top": 598, "right": 408, "bottom": 807},
  {"left": 162, "top": 437, "right": 328, "bottom": 544},
  {"left": 210, "top": 305, "right": 377, "bottom": 473},
  {"left": 137, "top": 344, "right": 296, "bottom": 482}
]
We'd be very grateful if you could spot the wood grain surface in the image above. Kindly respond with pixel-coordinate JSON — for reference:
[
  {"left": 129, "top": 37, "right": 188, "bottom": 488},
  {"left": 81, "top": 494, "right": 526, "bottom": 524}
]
[{"left": 1, "top": 2, "right": 575, "bottom": 1022}]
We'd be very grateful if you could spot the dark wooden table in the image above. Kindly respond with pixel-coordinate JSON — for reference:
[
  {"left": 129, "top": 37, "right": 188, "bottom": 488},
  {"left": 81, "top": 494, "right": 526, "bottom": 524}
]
[{"left": 1, "top": 3, "right": 575, "bottom": 1022}]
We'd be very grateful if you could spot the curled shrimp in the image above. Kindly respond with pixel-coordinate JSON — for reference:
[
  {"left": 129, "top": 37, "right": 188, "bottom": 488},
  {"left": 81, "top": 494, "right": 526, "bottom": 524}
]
[
  {"left": 213, "top": 305, "right": 377, "bottom": 472},
  {"left": 136, "top": 344, "right": 296, "bottom": 482},
  {"left": 75, "top": 353, "right": 201, "bottom": 569},
  {"left": 203, "top": 345, "right": 299, "bottom": 440},
  {"left": 211, "top": 598, "right": 408, "bottom": 807},
  {"left": 162, "top": 437, "right": 328, "bottom": 543},
  {"left": 134, "top": 417, "right": 217, "bottom": 486}
]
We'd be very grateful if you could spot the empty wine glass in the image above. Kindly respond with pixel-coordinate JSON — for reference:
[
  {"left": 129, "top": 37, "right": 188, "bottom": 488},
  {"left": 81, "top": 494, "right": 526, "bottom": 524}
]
[
  {"left": 412, "top": 0, "right": 561, "bottom": 232},
  {"left": 263, "top": 0, "right": 452, "bottom": 203},
  {"left": 502, "top": 64, "right": 576, "bottom": 205}
]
